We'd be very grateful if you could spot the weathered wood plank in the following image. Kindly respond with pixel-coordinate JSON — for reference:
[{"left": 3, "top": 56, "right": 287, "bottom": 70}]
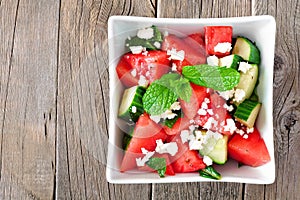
[
  {"left": 245, "top": 0, "right": 300, "bottom": 199},
  {"left": 0, "top": 0, "right": 59, "bottom": 199},
  {"left": 56, "top": 0, "right": 156, "bottom": 199},
  {"left": 158, "top": 0, "right": 251, "bottom": 18},
  {"left": 155, "top": 0, "right": 252, "bottom": 200}
]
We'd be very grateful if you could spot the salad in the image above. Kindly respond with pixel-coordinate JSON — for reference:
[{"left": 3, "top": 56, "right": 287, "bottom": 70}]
[{"left": 115, "top": 25, "right": 270, "bottom": 179}]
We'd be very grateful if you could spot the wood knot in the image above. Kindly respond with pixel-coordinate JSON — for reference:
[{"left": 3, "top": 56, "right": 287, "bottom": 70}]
[
  {"left": 283, "top": 112, "right": 298, "bottom": 131},
  {"left": 274, "top": 54, "right": 284, "bottom": 71}
]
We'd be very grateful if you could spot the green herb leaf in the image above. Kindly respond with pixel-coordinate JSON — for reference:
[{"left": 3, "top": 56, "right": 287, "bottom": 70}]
[
  {"left": 142, "top": 82, "right": 177, "bottom": 115},
  {"left": 199, "top": 166, "right": 221, "bottom": 180},
  {"left": 146, "top": 157, "right": 167, "bottom": 178},
  {"left": 143, "top": 73, "right": 192, "bottom": 115},
  {"left": 182, "top": 65, "right": 240, "bottom": 91}
]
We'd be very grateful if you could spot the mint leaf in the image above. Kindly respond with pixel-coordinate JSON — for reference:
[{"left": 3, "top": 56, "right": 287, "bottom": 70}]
[
  {"left": 155, "top": 73, "right": 192, "bottom": 102},
  {"left": 142, "top": 82, "right": 177, "bottom": 115},
  {"left": 146, "top": 157, "right": 167, "bottom": 178},
  {"left": 182, "top": 65, "right": 240, "bottom": 91},
  {"left": 143, "top": 73, "right": 192, "bottom": 115},
  {"left": 199, "top": 166, "right": 221, "bottom": 180}
]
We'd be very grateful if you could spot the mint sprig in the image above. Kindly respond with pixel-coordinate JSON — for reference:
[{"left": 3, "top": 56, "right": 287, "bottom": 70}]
[
  {"left": 146, "top": 157, "right": 167, "bottom": 178},
  {"left": 142, "top": 73, "right": 192, "bottom": 115},
  {"left": 182, "top": 65, "right": 240, "bottom": 91}
]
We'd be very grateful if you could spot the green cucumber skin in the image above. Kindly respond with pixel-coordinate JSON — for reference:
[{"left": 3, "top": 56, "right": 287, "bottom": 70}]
[
  {"left": 219, "top": 54, "right": 243, "bottom": 69},
  {"left": 199, "top": 135, "right": 228, "bottom": 165},
  {"left": 234, "top": 100, "right": 260, "bottom": 121},
  {"left": 235, "top": 64, "right": 259, "bottom": 102},
  {"left": 118, "top": 86, "right": 146, "bottom": 122},
  {"left": 233, "top": 37, "right": 261, "bottom": 64}
]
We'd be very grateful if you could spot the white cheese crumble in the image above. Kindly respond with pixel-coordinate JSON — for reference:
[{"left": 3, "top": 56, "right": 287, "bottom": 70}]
[
  {"left": 167, "top": 48, "right": 185, "bottom": 61},
  {"left": 145, "top": 71, "right": 150, "bottom": 77},
  {"left": 223, "top": 103, "right": 234, "bottom": 112},
  {"left": 233, "top": 89, "right": 246, "bottom": 103},
  {"left": 203, "top": 117, "right": 218, "bottom": 130},
  {"left": 198, "top": 108, "right": 207, "bottom": 115},
  {"left": 129, "top": 46, "right": 144, "bottom": 54},
  {"left": 170, "top": 101, "right": 181, "bottom": 111},
  {"left": 207, "top": 55, "right": 219, "bottom": 66},
  {"left": 243, "top": 134, "right": 249, "bottom": 139},
  {"left": 136, "top": 150, "right": 155, "bottom": 167},
  {"left": 204, "top": 98, "right": 210, "bottom": 104},
  {"left": 223, "top": 118, "right": 237, "bottom": 134},
  {"left": 137, "top": 27, "right": 154, "bottom": 39},
  {"left": 171, "top": 63, "right": 178, "bottom": 71},
  {"left": 138, "top": 75, "right": 149, "bottom": 87},
  {"left": 131, "top": 106, "right": 137, "bottom": 113},
  {"left": 201, "top": 102, "right": 208, "bottom": 109},
  {"left": 180, "top": 130, "right": 190, "bottom": 143},
  {"left": 214, "top": 42, "right": 232, "bottom": 53},
  {"left": 207, "top": 109, "right": 214, "bottom": 115},
  {"left": 141, "top": 147, "right": 149, "bottom": 154},
  {"left": 153, "top": 41, "right": 161, "bottom": 49},
  {"left": 218, "top": 89, "right": 235, "bottom": 100},
  {"left": 149, "top": 115, "right": 161, "bottom": 123},
  {"left": 155, "top": 139, "right": 178, "bottom": 156},
  {"left": 238, "top": 62, "right": 252, "bottom": 73},
  {"left": 203, "top": 155, "right": 213, "bottom": 166},
  {"left": 130, "top": 69, "right": 137, "bottom": 77},
  {"left": 247, "top": 127, "right": 254, "bottom": 133}
]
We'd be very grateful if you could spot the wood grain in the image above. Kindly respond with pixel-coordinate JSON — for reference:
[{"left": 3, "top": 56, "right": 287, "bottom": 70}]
[
  {"left": 0, "top": 0, "right": 59, "bottom": 199},
  {"left": 251, "top": 0, "right": 300, "bottom": 200},
  {"left": 0, "top": 0, "right": 298, "bottom": 199},
  {"left": 56, "top": 0, "right": 156, "bottom": 199}
]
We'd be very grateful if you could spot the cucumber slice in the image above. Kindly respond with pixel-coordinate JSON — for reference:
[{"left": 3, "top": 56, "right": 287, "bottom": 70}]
[
  {"left": 235, "top": 63, "right": 259, "bottom": 103},
  {"left": 232, "top": 37, "right": 261, "bottom": 64},
  {"left": 234, "top": 99, "right": 261, "bottom": 128},
  {"left": 219, "top": 54, "right": 243, "bottom": 69},
  {"left": 118, "top": 86, "right": 146, "bottom": 122},
  {"left": 199, "top": 131, "right": 228, "bottom": 164},
  {"left": 207, "top": 135, "right": 228, "bottom": 164},
  {"left": 122, "top": 127, "right": 134, "bottom": 150}
]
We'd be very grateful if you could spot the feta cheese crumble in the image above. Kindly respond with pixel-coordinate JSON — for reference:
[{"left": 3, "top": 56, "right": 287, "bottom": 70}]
[
  {"left": 155, "top": 139, "right": 178, "bottom": 156},
  {"left": 247, "top": 127, "right": 254, "bottom": 133},
  {"left": 203, "top": 155, "right": 213, "bottom": 166},
  {"left": 171, "top": 63, "right": 178, "bottom": 71},
  {"left": 170, "top": 101, "right": 181, "bottom": 111},
  {"left": 238, "top": 62, "right": 252, "bottom": 73},
  {"left": 130, "top": 69, "right": 137, "bottom": 77},
  {"left": 136, "top": 150, "right": 155, "bottom": 167},
  {"left": 214, "top": 42, "right": 232, "bottom": 53},
  {"left": 218, "top": 89, "right": 235, "bottom": 100},
  {"left": 129, "top": 46, "right": 144, "bottom": 54},
  {"left": 198, "top": 108, "right": 207, "bottom": 115},
  {"left": 233, "top": 89, "right": 246, "bottom": 103},
  {"left": 153, "top": 41, "right": 161, "bottom": 49},
  {"left": 180, "top": 130, "right": 190, "bottom": 143},
  {"left": 207, "top": 55, "right": 219, "bottom": 66},
  {"left": 131, "top": 106, "right": 137, "bottom": 113},
  {"left": 223, "top": 118, "right": 237, "bottom": 134},
  {"left": 223, "top": 103, "right": 234, "bottom": 112},
  {"left": 167, "top": 48, "right": 185, "bottom": 61},
  {"left": 137, "top": 27, "right": 154, "bottom": 39},
  {"left": 138, "top": 75, "right": 149, "bottom": 87}
]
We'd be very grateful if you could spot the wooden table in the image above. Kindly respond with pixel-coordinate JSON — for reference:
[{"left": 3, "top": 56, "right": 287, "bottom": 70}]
[{"left": 0, "top": 0, "right": 299, "bottom": 199}]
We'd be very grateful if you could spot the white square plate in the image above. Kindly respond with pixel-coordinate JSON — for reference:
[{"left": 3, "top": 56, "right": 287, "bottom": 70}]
[{"left": 106, "top": 15, "right": 276, "bottom": 184}]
